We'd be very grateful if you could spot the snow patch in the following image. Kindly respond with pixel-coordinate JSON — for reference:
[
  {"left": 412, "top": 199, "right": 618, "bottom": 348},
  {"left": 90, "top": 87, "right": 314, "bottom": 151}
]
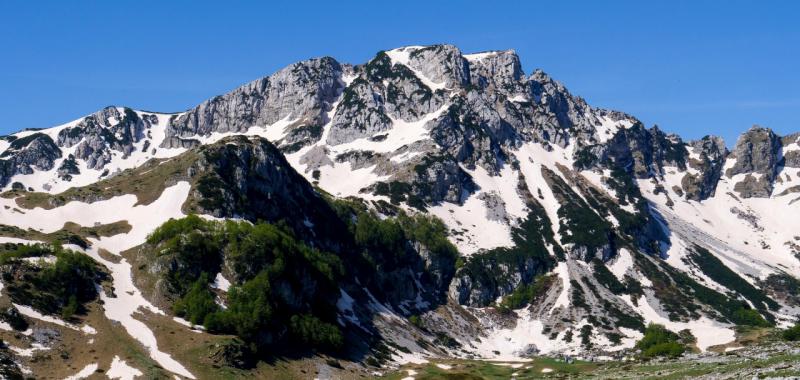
[
  {"left": 107, "top": 356, "right": 144, "bottom": 380},
  {"left": 386, "top": 46, "right": 447, "bottom": 91},
  {"left": 630, "top": 293, "right": 734, "bottom": 351},
  {"left": 64, "top": 363, "right": 98, "bottom": 380},
  {"left": 607, "top": 248, "right": 633, "bottom": 280},
  {"left": 13, "top": 303, "right": 79, "bottom": 331},
  {"left": 463, "top": 51, "right": 500, "bottom": 62},
  {"left": 212, "top": 272, "right": 231, "bottom": 292}
]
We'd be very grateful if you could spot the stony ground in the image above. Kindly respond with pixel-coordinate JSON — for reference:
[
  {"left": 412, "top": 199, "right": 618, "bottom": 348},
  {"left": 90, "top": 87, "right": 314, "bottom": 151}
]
[{"left": 382, "top": 341, "right": 800, "bottom": 380}]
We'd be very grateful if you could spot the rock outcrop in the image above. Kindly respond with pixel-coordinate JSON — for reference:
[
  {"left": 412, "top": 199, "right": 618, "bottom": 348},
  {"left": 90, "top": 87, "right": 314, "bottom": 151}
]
[
  {"left": 164, "top": 57, "right": 345, "bottom": 149},
  {"left": 0, "top": 133, "right": 62, "bottom": 188},
  {"left": 727, "top": 126, "right": 782, "bottom": 197}
]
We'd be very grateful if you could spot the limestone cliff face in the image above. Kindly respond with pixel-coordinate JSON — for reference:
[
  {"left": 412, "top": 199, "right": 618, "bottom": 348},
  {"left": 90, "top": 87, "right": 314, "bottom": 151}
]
[
  {"left": 58, "top": 107, "right": 154, "bottom": 170},
  {"left": 682, "top": 135, "right": 728, "bottom": 201},
  {"left": 163, "top": 57, "right": 345, "bottom": 148},
  {"left": 0, "top": 133, "right": 61, "bottom": 188},
  {"left": 727, "top": 126, "right": 782, "bottom": 198}
]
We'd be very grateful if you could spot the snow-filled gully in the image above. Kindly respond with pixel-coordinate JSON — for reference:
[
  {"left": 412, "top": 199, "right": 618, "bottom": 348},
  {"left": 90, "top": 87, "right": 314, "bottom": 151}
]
[{"left": 0, "top": 182, "right": 196, "bottom": 379}]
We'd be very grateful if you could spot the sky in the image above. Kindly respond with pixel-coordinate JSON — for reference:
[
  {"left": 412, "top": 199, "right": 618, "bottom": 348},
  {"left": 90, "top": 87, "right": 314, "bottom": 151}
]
[{"left": 1, "top": 0, "right": 798, "bottom": 145}]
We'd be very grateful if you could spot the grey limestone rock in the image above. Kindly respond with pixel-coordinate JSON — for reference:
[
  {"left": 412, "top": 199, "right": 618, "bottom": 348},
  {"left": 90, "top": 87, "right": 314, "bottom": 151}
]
[
  {"left": 164, "top": 57, "right": 344, "bottom": 147},
  {"left": 0, "top": 133, "right": 62, "bottom": 188},
  {"left": 57, "top": 106, "right": 152, "bottom": 170},
  {"left": 727, "top": 126, "right": 782, "bottom": 197}
]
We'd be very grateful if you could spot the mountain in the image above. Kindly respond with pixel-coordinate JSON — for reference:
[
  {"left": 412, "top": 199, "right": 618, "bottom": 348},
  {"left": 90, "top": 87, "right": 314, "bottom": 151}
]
[{"left": 0, "top": 44, "right": 799, "bottom": 379}]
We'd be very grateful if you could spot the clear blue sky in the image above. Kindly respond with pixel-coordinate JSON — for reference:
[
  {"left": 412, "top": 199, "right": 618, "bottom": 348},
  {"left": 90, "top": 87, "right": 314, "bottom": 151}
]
[{"left": 1, "top": 1, "right": 798, "bottom": 145}]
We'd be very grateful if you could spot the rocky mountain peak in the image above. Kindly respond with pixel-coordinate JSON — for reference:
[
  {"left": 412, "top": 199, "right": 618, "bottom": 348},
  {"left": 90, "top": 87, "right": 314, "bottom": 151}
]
[
  {"left": 727, "top": 125, "right": 782, "bottom": 197},
  {"left": 465, "top": 49, "right": 524, "bottom": 92},
  {"left": 402, "top": 44, "right": 471, "bottom": 88},
  {"left": 162, "top": 56, "right": 345, "bottom": 148},
  {"left": 782, "top": 132, "right": 800, "bottom": 168}
]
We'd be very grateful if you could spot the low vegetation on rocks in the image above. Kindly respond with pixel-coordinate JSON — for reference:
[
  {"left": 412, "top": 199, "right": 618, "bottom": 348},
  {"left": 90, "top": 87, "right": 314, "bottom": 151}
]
[
  {"left": 0, "top": 243, "right": 106, "bottom": 319},
  {"left": 635, "top": 323, "right": 688, "bottom": 358},
  {"left": 146, "top": 215, "right": 345, "bottom": 353}
]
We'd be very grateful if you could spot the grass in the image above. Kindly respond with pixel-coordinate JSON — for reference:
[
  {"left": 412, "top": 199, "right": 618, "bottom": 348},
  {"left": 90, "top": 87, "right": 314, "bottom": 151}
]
[
  {"left": 385, "top": 347, "right": 800, "bottom": 380},
  {"left": 0, "top": 296, "right": 173, "bottom": 379},
  {"left": 3, "top": 153, "right": 198, "bottom": 210},
  {"left": 134, "top": 308, "right": 369, "bottom": 379},
  {"left": 0, "top": 282, "right": 368, "bottom": 380},
  {"left": 384, "top": 325, "right": 798, "bottom": 379},
  {"left": 0, "top": 221, "right": 131, "bottom": 247},
  {"left": 385, "top": 358, "right": 600, "bottom": 380}
]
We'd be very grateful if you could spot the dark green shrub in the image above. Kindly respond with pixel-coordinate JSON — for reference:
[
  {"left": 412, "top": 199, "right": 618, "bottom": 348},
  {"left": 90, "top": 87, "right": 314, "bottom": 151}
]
[
  {"left": 783, "top": 324, "right": 800, "bottom": 341},
  {"left": 1, "top": 244, "right": 105, "bottom": 318},
  {"left": 732, "top": 308, "right": 770, "bottom": 327},
  {"left": 500, "top": 274, "right": 555, "bottom": 310},
  {"left": 174, "top": 273, "right": 218, "bottom": 325},
  {"left": 289, "top": 314, "right": 343, "bottom": 350},
  {"left": 408, "top": 315, "right": 423, "bottom": 329},
  {"left": 642, "top": 341, "right": 685, "bottom": 358},
  {"left": 636, "top": 323, "right": 687, "bottom": 358}
]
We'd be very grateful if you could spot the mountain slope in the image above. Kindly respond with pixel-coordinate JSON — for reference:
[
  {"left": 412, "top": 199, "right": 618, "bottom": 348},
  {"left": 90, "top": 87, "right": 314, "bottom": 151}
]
[{"left": 0, "top": 44, "right": 799, "bottom": 378}]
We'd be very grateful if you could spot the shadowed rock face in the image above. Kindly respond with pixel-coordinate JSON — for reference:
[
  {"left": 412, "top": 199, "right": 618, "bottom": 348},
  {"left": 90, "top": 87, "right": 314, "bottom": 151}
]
[{"left": 186, "top": 135, "right": 347, "bottom": 249}]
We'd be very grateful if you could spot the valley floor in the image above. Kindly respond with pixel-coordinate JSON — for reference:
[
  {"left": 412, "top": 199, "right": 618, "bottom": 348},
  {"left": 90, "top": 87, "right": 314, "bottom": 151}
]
[{"left": 383, "top": 341, "right": 800, "bottom": 380}]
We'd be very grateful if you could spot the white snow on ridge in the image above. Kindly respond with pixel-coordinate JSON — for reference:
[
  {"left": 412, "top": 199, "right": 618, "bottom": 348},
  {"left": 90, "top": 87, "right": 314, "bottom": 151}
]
[
  {"left": 191, "top": 115, "right": 298, "bottom": 147},
  {"left": 465, "top": 164, "right": 528, "bottom": 221},
  {"left": 213, "top": 272, "right": 232, "bottom": 292},
  {"left": 330, "top": 104, "right": 448, "bottom": 154},
  {"left": 8, "top": 343, "right": 48, "bottom": 357},
  {"left": 550, "top": 262, "right": 571, "bottom": 313},
  {"left": 463, "top": 51, "right": 500, "bottom": 62},
  {"left": 390, "top": 150, "right": 423, "bottom": 163},
  {"left": 385, "top": 46, "right": 447, "bottom": 91},
  {"left": 0, "top": 236, "right": 43, "bottom": 245},
  {"left": 508, "top": 94, "right": 528, "bottom": 103},
  {"left": 315, "top": 161, "right": 389, "bottom": 198},
  {"left": 81, "top": 182, "right": 196, "bottom": 379},
  {"left": 384, "top": 46, "right": 425, "bottom": 65},
  {"left": 13, "top": 303, "right": 85, "bottom": 332},
  {"left": 473, "top": 309, "right": 636, "bottom": 360},
  {"left": 4, "top": 111, "right": 188, "bottom": 194},
  {"left": 594, "top": 116, "right": 634, "bottom": 144},
  {"left": 336, "top": 289, "right": 365, "bottom": 330},
  {"left": 288, "top": 103, "right": 449, "bottom": 198},
  {"left": 473, "top": 309, "right": 554, "bottom": 360},
  {"left": 0, "top": 183, "right": 190, "bottom": 249},
  {"left": 513, "top": 142, "right": 574, "bottom": 243},
  {"left": 0, "top": 139, "right": 10, "bottom": 156},
  {"left": 773, "top": 166, "right": 800, "bottom": 195},
  {"left": 579, "top": 169, "right": 635, "bottom": 214},
  {"left": 640, "top": 167, "right": 800, "bottom": 279}
]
